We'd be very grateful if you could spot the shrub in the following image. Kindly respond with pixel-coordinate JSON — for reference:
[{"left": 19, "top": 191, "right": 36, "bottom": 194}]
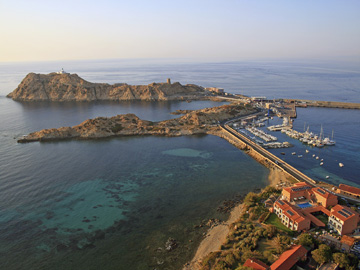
[
  {"left": 297, "top": 233, "right": 315, "bottom": 247},
  {"left": 312, "top": 244, "right": 332, "bottom": 265},
  {"left": 111, "top": 124, "right": 123, "bottom": 133}
]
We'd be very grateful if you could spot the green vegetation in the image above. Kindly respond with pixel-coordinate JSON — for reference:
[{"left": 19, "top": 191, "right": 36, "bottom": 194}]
[
  {"left": 199, "top": 185, "right": 358, "bottom": 270},
  {"left": 264, "top": 213, "right": 293, "bottom": 233},
  {"left": 111, "top": 124, "right": 123, "bottom": 133},
  {"left": 314, "top": 214, "right": 328, "bottom": 225},
  {"left": 333, "top": 253, "right": 350, "bottom": 269},
  {"left": 311, "top": 244, "right": 332, "bottom": 265},
  {"left": 296, "top": 233, "right": 315, "bottom": 248},
  {"left": 200, "top": 187, "right": 287, "bottom": 270}
]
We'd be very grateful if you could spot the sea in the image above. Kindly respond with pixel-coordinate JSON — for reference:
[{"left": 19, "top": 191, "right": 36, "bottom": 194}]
[{"left": 0, "top": 59, "right": 359, "bottom": 270}]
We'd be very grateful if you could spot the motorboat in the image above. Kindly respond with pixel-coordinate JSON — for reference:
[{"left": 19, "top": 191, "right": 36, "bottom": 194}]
[{"left": 339, "top": 163, "right": 344, "bottom": 168}]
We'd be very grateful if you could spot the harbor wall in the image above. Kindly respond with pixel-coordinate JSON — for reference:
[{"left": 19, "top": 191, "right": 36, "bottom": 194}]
[
  {"left": 211, "top": 127, "right": 317, "bottom": 185},
  {"left": 285, "top": 99, "right": 360, "bottom": 110}
]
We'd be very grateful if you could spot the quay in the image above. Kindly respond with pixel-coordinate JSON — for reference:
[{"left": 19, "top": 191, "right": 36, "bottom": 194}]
[
  {"left": 218, "top": 114, "right": 360, "bottom": 204},
  {"left": 286, "top": 99, "right": 360, "bottom": 110}
]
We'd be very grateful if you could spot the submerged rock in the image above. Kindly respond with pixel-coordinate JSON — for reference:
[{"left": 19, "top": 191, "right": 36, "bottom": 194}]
[{"left": 165, "top": 237, "right": 178, "bottom": 251}]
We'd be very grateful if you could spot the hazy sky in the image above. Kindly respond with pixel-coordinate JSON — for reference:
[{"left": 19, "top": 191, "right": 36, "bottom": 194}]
[{"left": 1, "top": 0, "right": 359, "bottom": 62}]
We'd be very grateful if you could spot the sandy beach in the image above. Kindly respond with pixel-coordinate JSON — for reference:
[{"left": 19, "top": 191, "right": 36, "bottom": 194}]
[{"left": 183, "top": 167, "right": 290, "bottom": 270}]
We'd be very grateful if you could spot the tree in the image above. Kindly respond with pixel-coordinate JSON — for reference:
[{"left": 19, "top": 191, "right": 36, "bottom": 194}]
[
  {"left": 241, "top": 250, "right": 264, "bottom": 264},
  {"left": 263, "top": 225, "right": 277, "bottom": 238},
  {"left": 311, "top": 244, "right": 332, "bottom": 265},
  {"left": 263, "top": 250, "right": 276, "bottom": 264},
  {"left": 332, "top": 253, "right": 350, "bottom": 269},
  {"left": 243, "top": 192, "right": 259, "bottom": 206},
  {"left": 297, "top": 233, "right": 315, "bottom": 247},
  {"left": 273, "top": 235, "right": 287, "bottom": 254},
  {"left": 235, "top": 266, "right": 252, "bottom": 270}
]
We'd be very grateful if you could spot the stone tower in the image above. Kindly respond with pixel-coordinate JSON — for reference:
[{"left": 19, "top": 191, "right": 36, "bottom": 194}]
[{"left": 167, "top": 78, "right": 171, "bottom": 84}]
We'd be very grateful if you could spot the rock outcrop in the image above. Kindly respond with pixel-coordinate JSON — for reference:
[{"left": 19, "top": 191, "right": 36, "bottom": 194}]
[
  {"left": 18, "top": 104, "right": 256, "bottom": 143},
  {"left": 7, "top": 73, "right": 207, "bottom": 101}
]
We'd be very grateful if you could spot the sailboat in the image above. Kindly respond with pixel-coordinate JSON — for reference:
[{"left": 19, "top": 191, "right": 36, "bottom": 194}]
[
  {"left": 323, "top": 129, "right": 336, "bottom": 146},
  {"left": 316, "top": 125, "right": 324, "bottom": 147}
]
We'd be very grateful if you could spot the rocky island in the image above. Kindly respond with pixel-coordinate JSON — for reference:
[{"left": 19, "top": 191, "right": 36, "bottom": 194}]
[
  {"left": 7, "top": 72, "right": 209, "bottom": 101},
  {"left": 18, "top": 103, "right": 255, "bottom": 143}
]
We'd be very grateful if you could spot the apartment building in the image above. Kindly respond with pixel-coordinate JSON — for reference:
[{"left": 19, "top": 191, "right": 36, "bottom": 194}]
[
  {"left": 273, "top": 200, "right": 311, "bottom": 232},
  {"left": 328, "top": 205, "right": 359, "bottom": 235}
]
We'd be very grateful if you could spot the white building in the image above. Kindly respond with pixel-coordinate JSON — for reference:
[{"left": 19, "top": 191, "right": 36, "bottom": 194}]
[{"left": 57, "top": 68, "right": 69, "bottom": 74}]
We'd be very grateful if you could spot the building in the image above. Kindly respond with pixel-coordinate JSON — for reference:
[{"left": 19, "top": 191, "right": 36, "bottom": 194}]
[
  {"left": 336, "top": 184, "right": 360, "bottom": 199},
  {"left": 281, "top": 182, "right": 337, "bottom": 208},
  {"left": 281, "top": 182, "right": 312, "bottom": 202},
  {"left": 270, "top": 245, "right": 307, "bottom": 270},
  {"left": 273, "top": 200, "right": 311, "bottom": 232},
  {"left": 167, "top": 78, "right": 171, "bottom": 84},
  {"left": 311, "top": 187, "right": 338, "bottom": 208},
  {"left": 243, "top": 258, "right": 270, "bottom": 270},
  {"left": 205, "top": 87, "right": 225, "bottom": 94},
  {"left": 264, "top": 195, "right": 278, "bottom": 208},
  {"left": 328, "top": 204, "right": 359, "bottom": 235},
  {"left": 57, "top": 68, "right": 69, "bottom": 74}
]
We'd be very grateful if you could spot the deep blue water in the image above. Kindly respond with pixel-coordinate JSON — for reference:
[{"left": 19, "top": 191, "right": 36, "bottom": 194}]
[
  {"left": 0, "top": 59, "right": 359, "bottom": 269},
  {"left": 265, "top": 107, "right": 360, "bottom": 186}
]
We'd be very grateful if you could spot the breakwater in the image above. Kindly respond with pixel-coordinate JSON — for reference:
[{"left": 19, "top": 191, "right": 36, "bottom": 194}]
[
  {"left": 285, "top": 99, "right": 360, "bottom": 110},
  {"left": 215, "top": 125, "right": 317, "bottom": 185}
]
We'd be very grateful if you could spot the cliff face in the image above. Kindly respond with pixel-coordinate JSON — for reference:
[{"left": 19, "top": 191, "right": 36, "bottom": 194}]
[
  {"left": 7, "top": 73, "right": 206, "bottom": 101},
  {"left": 18, "top": 104, "right": 256, "bottom": 143}
]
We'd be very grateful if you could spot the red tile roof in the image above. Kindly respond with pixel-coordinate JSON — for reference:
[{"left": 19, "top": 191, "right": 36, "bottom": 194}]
[
  {"left": 341, "top": 235, "right": 355, "bottom": 246},
  {"left": 339, "top": 184, "right": 360, "bottom": 196},
  {"left": 274, "top": 200, "right": 307, "bottom": 224},
  {"left": 244, "top": 258, "right": 270, "bottom": 270},
  {"left": 331, "top": 204, "right": 358, "bottom": 222},
  {"left": 270, "top": 245, "right": 307, "bottom": 270},
  {"left": 312, "top": 187, "right": 336, "bottom": 199}
]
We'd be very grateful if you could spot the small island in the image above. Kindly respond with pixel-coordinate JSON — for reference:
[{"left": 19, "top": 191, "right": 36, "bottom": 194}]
[
  {"left": 7, "top": 71, "right": 211, "bottom": 102},
  {"left": 17, "top": 103, "right": 255, "bottom": 142}
]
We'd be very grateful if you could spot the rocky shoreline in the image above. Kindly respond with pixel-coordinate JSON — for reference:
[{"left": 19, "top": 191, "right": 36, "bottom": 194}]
[
  {"left": 17, "top": 103, "right": 256, "bottom": 143},
  {"left": 7, "top": 72, "right": 211, "bottom": 102}
]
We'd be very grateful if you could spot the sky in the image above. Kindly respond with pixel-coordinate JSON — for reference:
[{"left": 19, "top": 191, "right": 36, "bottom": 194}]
[{"left": 0, "top": 0, "right": 359, "bottom": 62}]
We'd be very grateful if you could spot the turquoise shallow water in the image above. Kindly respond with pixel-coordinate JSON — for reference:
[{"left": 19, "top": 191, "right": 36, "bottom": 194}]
[{"left": 0, "top": 134, "right": 269, "bottom": 270}]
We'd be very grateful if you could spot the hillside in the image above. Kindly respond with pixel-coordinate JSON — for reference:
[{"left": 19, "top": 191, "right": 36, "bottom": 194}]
[
  {"left": 7, "top": 73, "right": 207, "bottom": 101},
  {"left": 17, "top": 104, "right": 255, "bottom": 142}
]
